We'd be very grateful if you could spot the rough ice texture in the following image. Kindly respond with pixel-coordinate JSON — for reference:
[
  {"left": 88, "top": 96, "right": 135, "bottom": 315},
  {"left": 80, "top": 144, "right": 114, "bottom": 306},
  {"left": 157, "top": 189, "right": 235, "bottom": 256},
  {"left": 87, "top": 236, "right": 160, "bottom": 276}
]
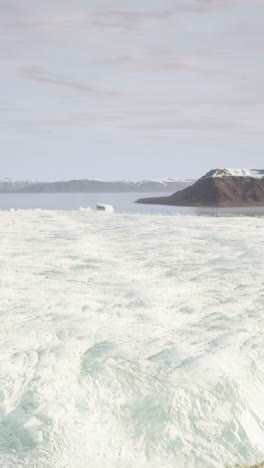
[
  {"left": 1, "top": 210, "right": 264, "bottom": 467},
  {"left": 96, "top": 203, "right": 114, "bottom": 212},
  {"left": 203, "top": 169, "right": 264, "bottom": 179}
]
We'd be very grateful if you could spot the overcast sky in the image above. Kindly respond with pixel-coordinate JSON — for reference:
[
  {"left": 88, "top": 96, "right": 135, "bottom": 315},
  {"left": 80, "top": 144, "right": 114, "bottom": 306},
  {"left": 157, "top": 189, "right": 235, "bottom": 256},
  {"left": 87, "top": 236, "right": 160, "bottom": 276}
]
[{"left": 1, "top": 0, "right": 264, "bottom": 181}]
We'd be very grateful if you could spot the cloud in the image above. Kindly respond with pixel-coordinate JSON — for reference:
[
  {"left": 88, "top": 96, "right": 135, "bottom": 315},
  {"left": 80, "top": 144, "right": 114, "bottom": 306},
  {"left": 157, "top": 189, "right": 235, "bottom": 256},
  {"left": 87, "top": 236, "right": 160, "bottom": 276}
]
[
  {"left": 101, "top": 55, "right": 203, "bottom": 73},
  {"left": 0, "top": 6, "right": 175, "bottom": 33},
  {"left": 0, "top": 2, "right": 209, "bottom": 36},
  {"left": 3, "top": 114, "right": 263, "bottom": 136},
  {"left": 5, "top": 103, "right": 262, "bottom": 135},
  {"left": 0, "top": 105, "right": 28, "bottom": 113},
  {"left": 99, "top": 54, "right": 245, "bottom": 80},
  {"left": 90, "top": 9, "right": 174, "bottom": 30},
  {"left": 0, "top": 37, "right": 20, "bottom": 47},
  {"left": 18, "top": 66, "right": 119, "bottom": 95},
  {"left": 123, "top": 118, "right": 264, "bottom": 134}
]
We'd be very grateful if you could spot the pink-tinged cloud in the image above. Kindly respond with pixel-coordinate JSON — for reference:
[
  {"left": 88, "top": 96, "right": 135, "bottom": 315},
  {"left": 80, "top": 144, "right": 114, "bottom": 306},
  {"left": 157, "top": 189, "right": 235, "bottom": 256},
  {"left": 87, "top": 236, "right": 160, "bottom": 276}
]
[{"left": 18, "top": 66, "right": 119, "bottom": 95}]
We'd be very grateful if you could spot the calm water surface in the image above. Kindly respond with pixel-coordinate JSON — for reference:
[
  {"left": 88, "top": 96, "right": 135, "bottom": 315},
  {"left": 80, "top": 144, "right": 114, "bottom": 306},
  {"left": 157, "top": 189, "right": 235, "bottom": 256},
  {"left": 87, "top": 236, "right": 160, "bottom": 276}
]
[{"left": 1, "top": 192, "right": 264, "bottom": 216}]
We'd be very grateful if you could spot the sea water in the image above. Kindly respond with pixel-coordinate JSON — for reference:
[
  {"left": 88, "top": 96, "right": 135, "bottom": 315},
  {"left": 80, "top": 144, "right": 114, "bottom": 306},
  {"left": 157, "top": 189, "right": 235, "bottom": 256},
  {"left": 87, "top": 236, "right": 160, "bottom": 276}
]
[
  {"left": 0, "top": 209, "right": 264, "bottom": 467},
  {"left": 1, "top": 192, "right": 264, "bottom": 216}
]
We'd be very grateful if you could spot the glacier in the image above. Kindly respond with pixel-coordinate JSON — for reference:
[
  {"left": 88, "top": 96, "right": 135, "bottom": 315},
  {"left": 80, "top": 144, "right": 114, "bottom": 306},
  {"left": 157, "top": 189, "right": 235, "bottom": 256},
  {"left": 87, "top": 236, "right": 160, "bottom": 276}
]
[{"left": 0, "top": 210, "right": 264, "bottom": 468}]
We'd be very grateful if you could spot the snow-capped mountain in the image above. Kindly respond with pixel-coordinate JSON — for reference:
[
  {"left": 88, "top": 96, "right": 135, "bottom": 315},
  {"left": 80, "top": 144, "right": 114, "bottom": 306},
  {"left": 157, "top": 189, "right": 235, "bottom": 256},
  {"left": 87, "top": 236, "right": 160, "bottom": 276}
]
[
  {"left": 137, "top": 169, "right": 264, "bottom": 207},
  {"left": 0, "top": 179, "right": 34, "bottom": 192},
  {"left": 15, "top": 178, "right": 195, "bottom": 193},
  {"left": 202, "top": 168, "right": 264, "bottom": 179}
]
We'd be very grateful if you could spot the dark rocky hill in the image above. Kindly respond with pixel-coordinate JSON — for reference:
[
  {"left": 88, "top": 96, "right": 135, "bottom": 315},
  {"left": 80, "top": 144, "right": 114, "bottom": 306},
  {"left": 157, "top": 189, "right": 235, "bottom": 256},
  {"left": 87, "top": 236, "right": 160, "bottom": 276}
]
[{"left": 136, "top": 169, "right": 264, "bottom": 207}]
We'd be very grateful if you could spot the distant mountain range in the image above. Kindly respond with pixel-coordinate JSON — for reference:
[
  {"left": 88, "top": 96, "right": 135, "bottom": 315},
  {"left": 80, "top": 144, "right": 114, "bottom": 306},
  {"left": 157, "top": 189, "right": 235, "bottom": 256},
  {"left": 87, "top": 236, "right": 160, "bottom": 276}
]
[
  {"left": 137, "top": 169, "right": 264, "bottom": 207},
  {"left": 0, "top": 178, "right": 195, "bottom": 193},
  {"left": 0, "top": 178, "right": 34, "bottom": 192}
]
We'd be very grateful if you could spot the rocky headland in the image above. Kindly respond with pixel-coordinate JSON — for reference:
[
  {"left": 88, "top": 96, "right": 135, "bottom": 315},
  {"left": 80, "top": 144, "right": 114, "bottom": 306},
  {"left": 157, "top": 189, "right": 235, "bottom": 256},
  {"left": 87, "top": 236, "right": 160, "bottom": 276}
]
[{"left": 136, "top": 169, "right": 264, "bottom": 207}]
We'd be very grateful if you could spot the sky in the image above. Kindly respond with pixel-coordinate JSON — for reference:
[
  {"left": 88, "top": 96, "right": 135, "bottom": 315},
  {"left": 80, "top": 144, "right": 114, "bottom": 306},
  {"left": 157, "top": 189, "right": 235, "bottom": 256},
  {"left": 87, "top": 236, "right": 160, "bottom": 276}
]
[{"left": 1, "top": 0, "right": 264, "bottom": 181}]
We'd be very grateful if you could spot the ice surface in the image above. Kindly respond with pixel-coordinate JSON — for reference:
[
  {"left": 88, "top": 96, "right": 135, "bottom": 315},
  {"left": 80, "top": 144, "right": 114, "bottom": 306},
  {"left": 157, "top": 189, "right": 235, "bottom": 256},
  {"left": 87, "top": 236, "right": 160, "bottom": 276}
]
[
  {"left": 96, "top": 204, "right": 114, "bottom": 212},
  {"left": 0, "top": 210, "right": 264, "bottom": 467}
]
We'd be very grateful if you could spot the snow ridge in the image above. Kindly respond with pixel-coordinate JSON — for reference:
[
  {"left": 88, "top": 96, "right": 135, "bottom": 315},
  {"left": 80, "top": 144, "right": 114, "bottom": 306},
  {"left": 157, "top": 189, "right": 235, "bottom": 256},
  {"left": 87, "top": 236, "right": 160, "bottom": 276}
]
[{"left": 203, "top": 168, "right": 264, "bottom": 179}]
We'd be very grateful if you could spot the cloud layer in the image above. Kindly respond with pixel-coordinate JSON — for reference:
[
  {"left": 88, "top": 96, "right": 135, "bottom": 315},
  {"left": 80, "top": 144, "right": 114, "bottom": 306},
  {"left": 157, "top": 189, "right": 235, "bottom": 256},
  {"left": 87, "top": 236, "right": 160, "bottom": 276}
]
[
  {"left": 1, "top": 0, "right": 264, "bottom": 179},
  {"left": 18, "top": 66, "right": 119, "bottom": 95}
]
